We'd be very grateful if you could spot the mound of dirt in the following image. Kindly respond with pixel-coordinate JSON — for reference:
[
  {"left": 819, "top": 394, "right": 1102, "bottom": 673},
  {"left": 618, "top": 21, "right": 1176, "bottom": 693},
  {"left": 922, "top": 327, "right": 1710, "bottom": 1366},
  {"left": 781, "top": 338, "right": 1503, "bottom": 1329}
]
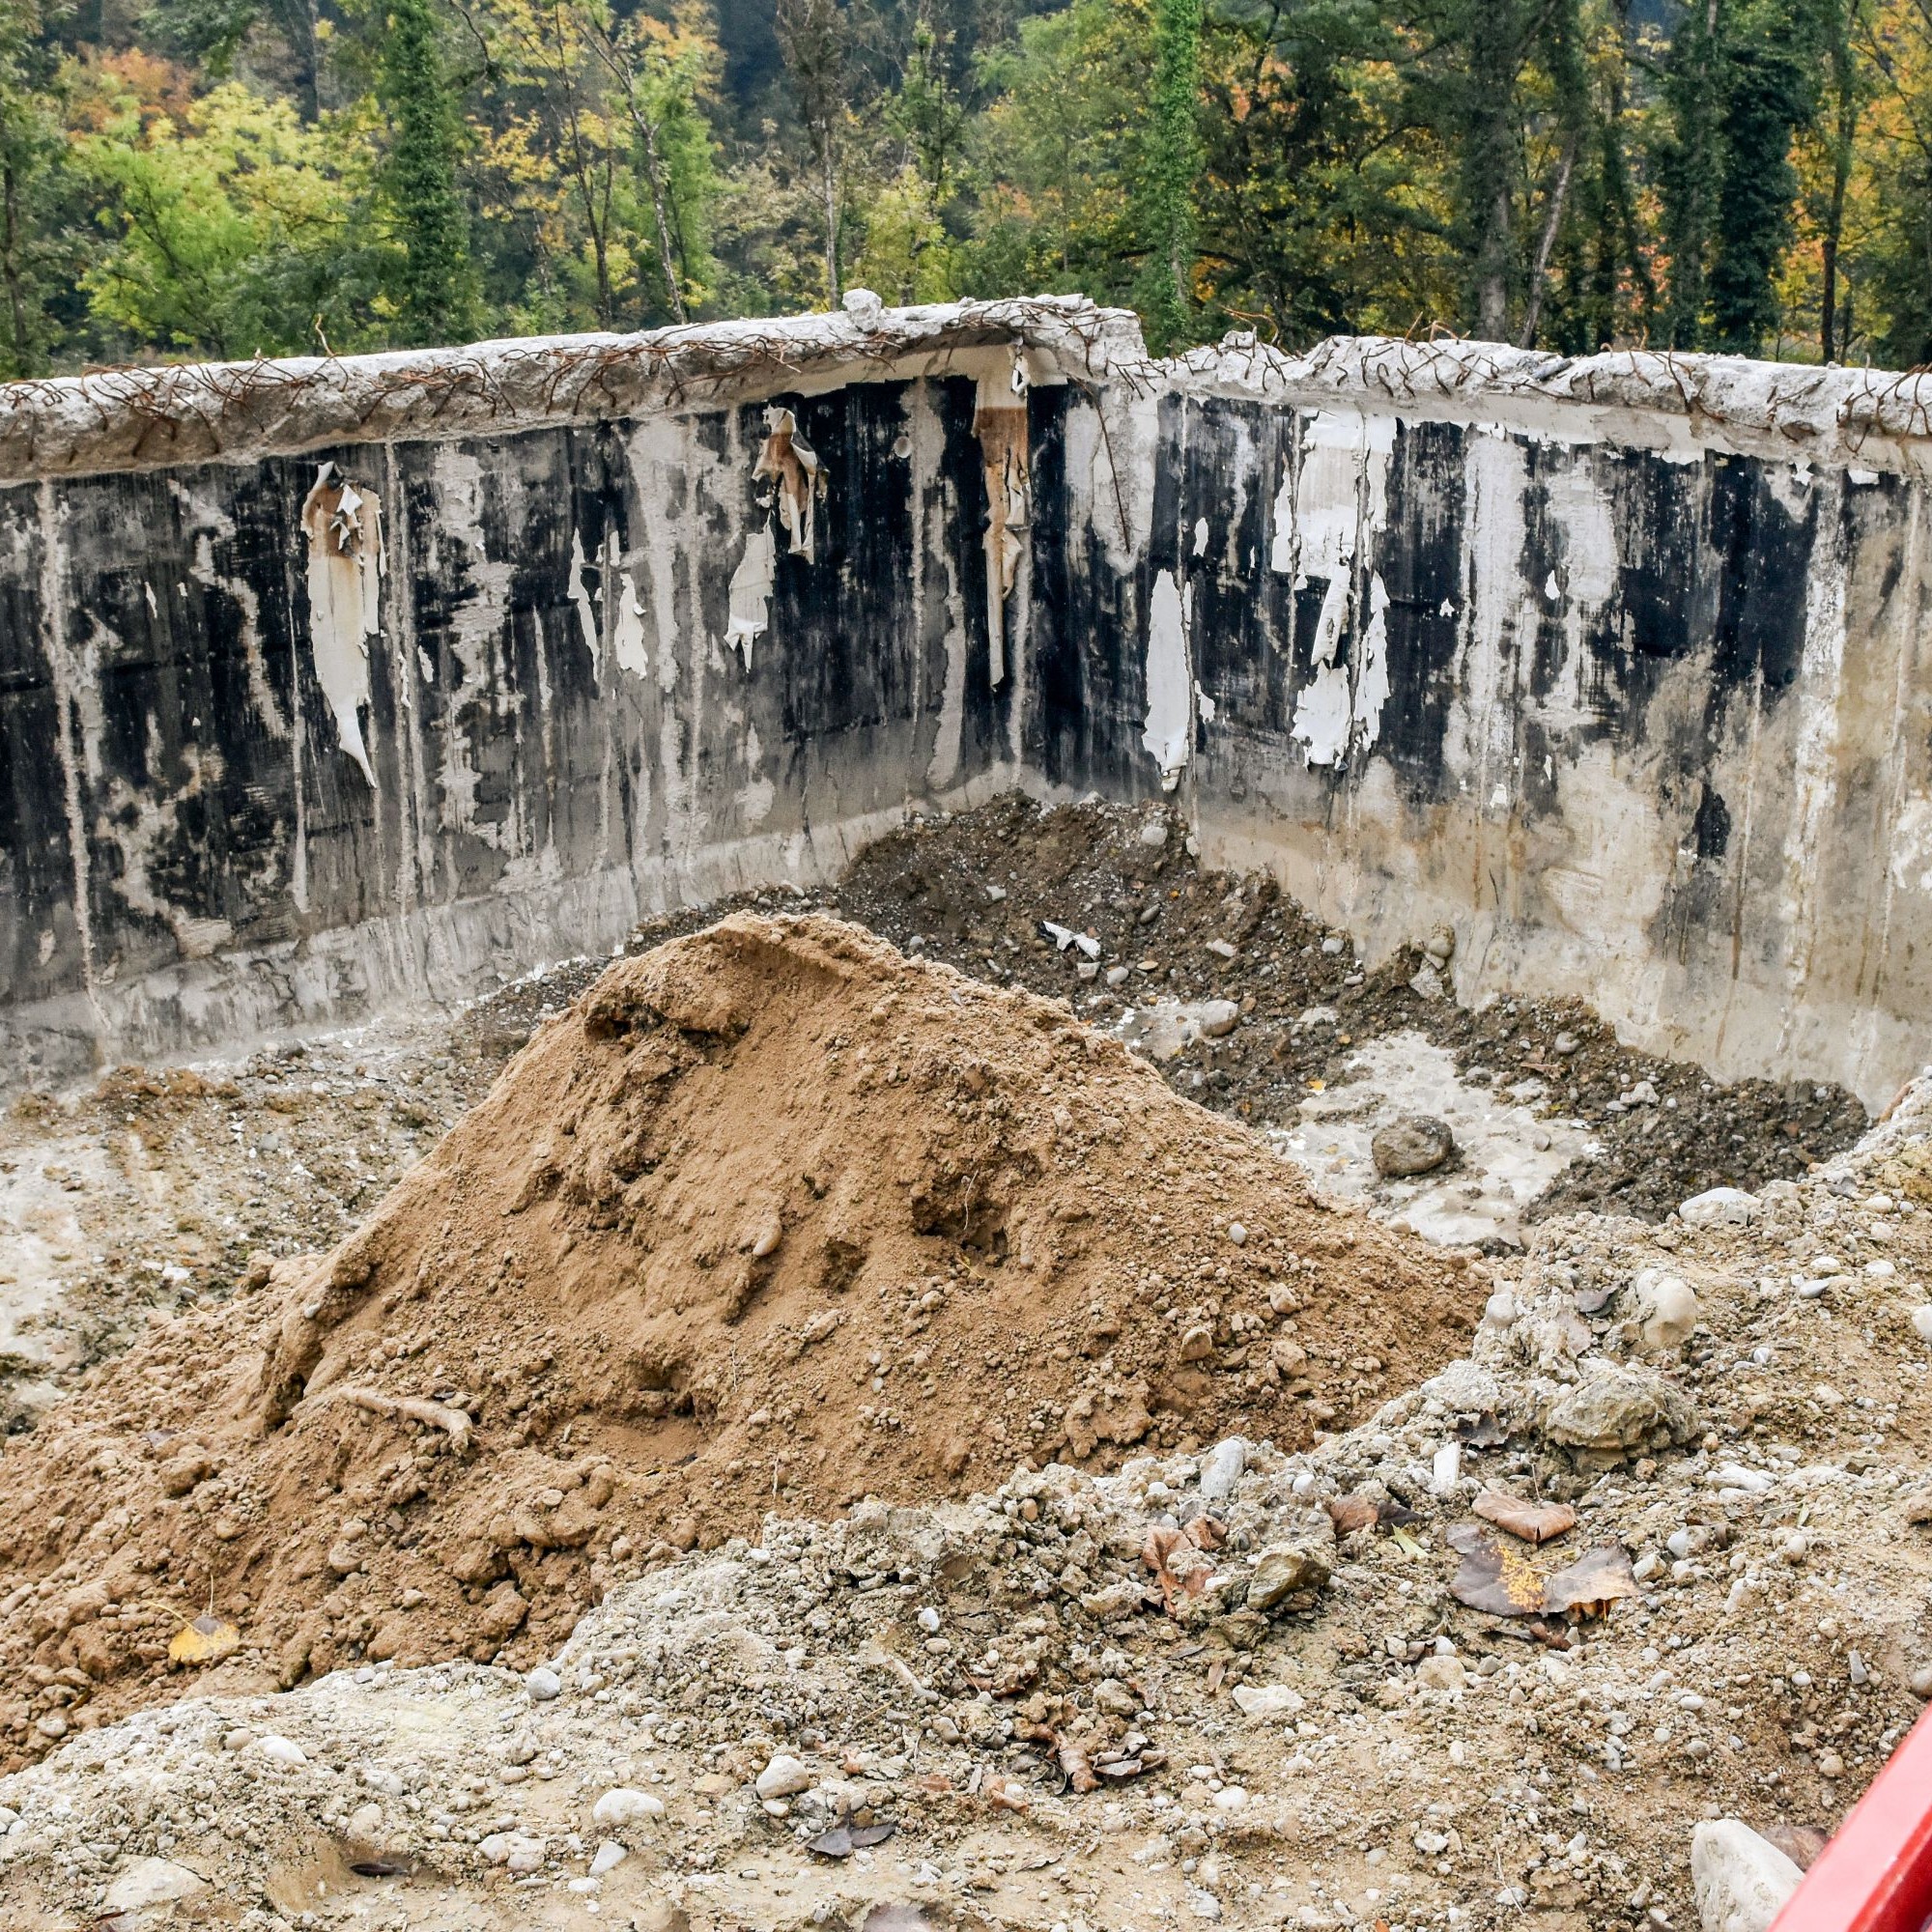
[{"left": 0, "top": 915, "right": 1475, "bottom": 1764}]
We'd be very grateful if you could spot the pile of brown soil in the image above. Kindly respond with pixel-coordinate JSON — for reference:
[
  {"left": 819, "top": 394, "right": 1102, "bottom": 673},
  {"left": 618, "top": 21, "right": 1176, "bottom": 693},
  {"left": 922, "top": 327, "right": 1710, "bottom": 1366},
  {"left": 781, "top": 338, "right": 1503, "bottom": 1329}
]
[{"left": 0, "top": 915, "right": 1474, "bottom": 1764}]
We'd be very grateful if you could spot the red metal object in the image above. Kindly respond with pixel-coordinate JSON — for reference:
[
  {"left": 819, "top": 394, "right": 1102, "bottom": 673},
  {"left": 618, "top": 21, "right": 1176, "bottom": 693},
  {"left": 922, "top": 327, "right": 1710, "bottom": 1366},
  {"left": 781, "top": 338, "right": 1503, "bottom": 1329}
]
[{"left": 1773, "top": 1703, "right": 1932, "bottom": 1932}]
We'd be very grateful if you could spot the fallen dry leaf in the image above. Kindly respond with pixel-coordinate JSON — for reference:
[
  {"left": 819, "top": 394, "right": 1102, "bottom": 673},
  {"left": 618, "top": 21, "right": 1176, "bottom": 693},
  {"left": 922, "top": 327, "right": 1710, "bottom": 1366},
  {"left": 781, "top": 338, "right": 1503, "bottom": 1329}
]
[
  {"left": 807, "top": 1822, "right": 895, "bottom": 1859},
  {"left": 1142, "top": 1524, "right": 1213, "bottom": 1611},
  {"left": 1447, "top": 1523, "right": 1547, "bottom": 1615},
  {"left": 167, "top": 1612, "right": 240, "bottom": 1666},
  {"left": 1473, "top": 1486, "right": 1578, "bottom": 1545},
  {"left": 1328, "top": 1494, "right": 1380, "bottom": 1536},
  {"left": 981, "top": 1771, "right": 1030, "bottom": 1813},
  {"left": 1057, "top": 1739, "right": 1098, "bottom": 1793},
  {"left": 1447, "top": 1524, "right": 1636, "bottom": 1619},
  {"left": 1539, "top": 1543, "right": 1639, "bottom": 1617}
]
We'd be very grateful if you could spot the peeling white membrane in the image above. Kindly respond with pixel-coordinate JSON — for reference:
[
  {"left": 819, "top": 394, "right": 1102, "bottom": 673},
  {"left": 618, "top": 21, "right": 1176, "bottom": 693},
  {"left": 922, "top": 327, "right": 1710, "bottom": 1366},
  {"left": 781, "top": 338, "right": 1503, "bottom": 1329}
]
[
  {"left": 607, "top": 531, "right": 650, "bottom": 682},
  {"left": 1143, "top": 568, "right": 1193, "bottom": 788},
  {"left": 1277, "top": 411, "right": 1397, "bottom": 768},
  {"left": 1267, "top": 1029, "right": 1590, "bottom": 1247},
  {"left": 299, "top": 461, "right": 384, "bottom": 788},
  {"left": 725, "top": 527, "right": 776, "bottom": 668}
]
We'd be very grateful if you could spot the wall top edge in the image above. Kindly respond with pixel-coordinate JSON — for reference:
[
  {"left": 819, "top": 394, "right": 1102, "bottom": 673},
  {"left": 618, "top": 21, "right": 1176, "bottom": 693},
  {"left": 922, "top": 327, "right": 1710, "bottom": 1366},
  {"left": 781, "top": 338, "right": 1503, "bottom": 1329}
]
[
  {"left": 1174, "top": 332, "right": 1932, "bottom": 475},
  {"left": 4, "top": 292, "right": 1931, "bottom": 484},
  {"left": 0, "top": 295, "right": 1145, "bottom": 485}
]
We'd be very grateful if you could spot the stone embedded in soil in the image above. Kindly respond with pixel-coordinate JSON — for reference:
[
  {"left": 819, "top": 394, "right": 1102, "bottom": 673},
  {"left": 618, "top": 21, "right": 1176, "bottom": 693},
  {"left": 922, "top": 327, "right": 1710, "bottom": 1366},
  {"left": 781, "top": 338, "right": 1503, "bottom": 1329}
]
[
  {"left": 1691, "top": 1819, "right": 1804, "bottom": 1932},
  {"left": 1543, "top": 1362, "right": 1700, "bottom": 1461},
  {"left": 1371, "top": 1114, "right": 1458, "bottom": 1178}
]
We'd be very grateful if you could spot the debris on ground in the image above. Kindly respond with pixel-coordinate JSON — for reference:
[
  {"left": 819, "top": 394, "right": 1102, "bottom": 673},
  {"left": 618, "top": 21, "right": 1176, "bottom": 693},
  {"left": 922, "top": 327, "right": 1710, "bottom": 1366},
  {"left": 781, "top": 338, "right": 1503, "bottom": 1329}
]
[
  {"left": 1, "top": 1075, "right": 1928, "bottom": 1929},
  {"left": 0, "top": 796, "right": 1921, "bottom": 1932}
]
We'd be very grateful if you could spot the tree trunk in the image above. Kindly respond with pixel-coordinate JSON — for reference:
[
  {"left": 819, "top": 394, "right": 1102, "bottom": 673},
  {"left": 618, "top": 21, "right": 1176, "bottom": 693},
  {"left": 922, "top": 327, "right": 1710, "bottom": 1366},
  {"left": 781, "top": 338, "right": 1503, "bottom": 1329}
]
[
  {"left": 820, "top": 141, "right": 841, "bottom": 304},
  {"left": 1821, "top": 3, "right": 1856, "bottom": 362},
  {"left": 1519, "top": 135, "right": 1578, "bottom": 347},
  {"left": 635, "top": 104, "right": 688, "bottom": 325},
  {"left": 2, "top": 161, "right": 30, "bottom": 374}
]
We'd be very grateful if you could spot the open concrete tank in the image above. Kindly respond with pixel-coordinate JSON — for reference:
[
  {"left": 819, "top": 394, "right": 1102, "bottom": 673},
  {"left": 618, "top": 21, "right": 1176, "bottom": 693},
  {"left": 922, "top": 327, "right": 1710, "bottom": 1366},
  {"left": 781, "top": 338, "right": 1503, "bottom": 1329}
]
[{"left": 2, "top": 296, "right": 1928, "bottom": 1108}]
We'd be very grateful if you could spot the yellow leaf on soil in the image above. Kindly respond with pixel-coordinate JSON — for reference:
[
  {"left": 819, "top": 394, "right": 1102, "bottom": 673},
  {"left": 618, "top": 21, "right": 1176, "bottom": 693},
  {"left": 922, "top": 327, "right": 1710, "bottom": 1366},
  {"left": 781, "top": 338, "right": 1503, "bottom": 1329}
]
[{"left": 168, "top": 1612, "right": 241, "bottom": 1665}]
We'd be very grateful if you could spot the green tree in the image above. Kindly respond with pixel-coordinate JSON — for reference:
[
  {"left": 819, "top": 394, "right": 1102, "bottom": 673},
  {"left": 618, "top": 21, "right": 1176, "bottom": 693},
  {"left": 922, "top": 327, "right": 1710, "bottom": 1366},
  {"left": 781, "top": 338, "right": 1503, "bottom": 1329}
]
[
  {"left": 1660, "top": 0, "right": 1821, "bottom": 353},
  {"left": 377, "top": 0, "right": 476, "bottom": 344},
  {"left": 1193, "top": 0, "right": 1455, "bottom": 346},
  {"left": 0, "top": 0, "right": 70, "bottom": 375},
  {"left": 590, "top": 7, "right": 723, "bottom": 323},
  {"left": 850, "top": 14, "right": 968, "bottom": 300},
  {"left": 775, "top": 0, "right": 849, "bottom": 303},
  {"left": 1135, "top": 0, "right": 1202, "bottom": 351},
  {"left": 73, "top": 77, "right": 364, "bottom": 356},
  {"left": 967, "top": 0, "right": 1146, "bottom": 306}
]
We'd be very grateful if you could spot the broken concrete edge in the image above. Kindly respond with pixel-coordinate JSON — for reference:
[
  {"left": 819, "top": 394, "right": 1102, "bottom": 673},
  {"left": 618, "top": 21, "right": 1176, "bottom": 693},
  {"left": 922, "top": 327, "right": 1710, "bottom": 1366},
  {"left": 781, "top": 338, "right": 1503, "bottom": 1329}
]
[
  {"left": 1175, "top": 332, "right": 1932, "bottom": 476},
  {"left": 8, "top": 293, "right": 1932, "bottom": 483},
  {"left": 0, "top": 296, "right": 1145, "bottom": 485}
]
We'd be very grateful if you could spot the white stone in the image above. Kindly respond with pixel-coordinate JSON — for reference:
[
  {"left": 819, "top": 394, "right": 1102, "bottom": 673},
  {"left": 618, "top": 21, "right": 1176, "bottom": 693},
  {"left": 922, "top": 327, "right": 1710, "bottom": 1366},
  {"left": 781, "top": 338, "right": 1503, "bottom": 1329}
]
[
  {"left": 1431, "top": 1441, "right": 1462, "bottom": 1496},
  {"left": 1211, "top": 1785, "right": 1248, "bottom": 1809},
  {"left": 1199, "top": 1437, "right": 1247, "bottom": 1500},
  {"left": 526, "top": 1665, "right": 562, "bottom": 1700},
  {"left": 480, "top": 1832, "right": 547, "bottom": 1873},
  {"left": 755, "top": 1752, "right": 812, "bottom": 1800},
  {"left": 1679, "top": 1187, "right": 1760, "bottom": 1229},
  {"left": 103, "top": 1858, "right": 209, "bottom": 1914},
  {"left": 1230, "top": 1684, "right": 1305, "bottom": 1719},
  {"left": 1690, "top": 1820, "right": 1802, "bottom": 1932},
  {"left": 590, "top": 1840, "right": 627, "bottom": 1876},
  {"left": 1197, "top": 1000, "right": 1240, "bottom": 1038},
  {"left": 591, "top": 1787, "right": 666, "bottom": 1828},
  {"left": 252, "top": 1735, "right": 307, "bottom": 1767},
  {"left": 1631, "top": 1269, "right": 1700, "bottom": 1353},
  {"left": 1912, "top": 1306, "right": 1932, "bottom": 1344}
]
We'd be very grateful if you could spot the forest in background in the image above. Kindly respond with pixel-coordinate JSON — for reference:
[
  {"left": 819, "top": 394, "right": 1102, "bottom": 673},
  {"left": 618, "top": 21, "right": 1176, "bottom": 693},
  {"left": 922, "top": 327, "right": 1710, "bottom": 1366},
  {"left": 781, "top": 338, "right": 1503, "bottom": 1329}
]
[{"left": 4, "top": 0, "right": 1932, "bottom": 377}]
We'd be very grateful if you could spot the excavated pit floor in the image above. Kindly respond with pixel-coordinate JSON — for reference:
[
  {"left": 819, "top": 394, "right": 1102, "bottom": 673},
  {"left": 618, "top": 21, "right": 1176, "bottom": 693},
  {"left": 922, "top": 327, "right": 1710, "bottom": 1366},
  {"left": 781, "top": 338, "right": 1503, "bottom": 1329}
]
[
  {"left": 0, "top": 795, "right": 1866, "bottom": 1430},
  {"left": 0, "top": 795, "right": 1917, "bottom": 1932}
]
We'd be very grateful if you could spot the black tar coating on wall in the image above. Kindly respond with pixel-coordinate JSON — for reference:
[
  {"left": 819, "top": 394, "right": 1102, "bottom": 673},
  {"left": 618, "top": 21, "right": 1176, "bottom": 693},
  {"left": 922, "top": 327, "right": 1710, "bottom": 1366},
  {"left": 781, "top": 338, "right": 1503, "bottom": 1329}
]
[
  {"left": 1, "top": 377, "right": 1005, "bottom": 1046},
  {"left": 1026, "top": 389, "right": 1832, "bottom": 889}
]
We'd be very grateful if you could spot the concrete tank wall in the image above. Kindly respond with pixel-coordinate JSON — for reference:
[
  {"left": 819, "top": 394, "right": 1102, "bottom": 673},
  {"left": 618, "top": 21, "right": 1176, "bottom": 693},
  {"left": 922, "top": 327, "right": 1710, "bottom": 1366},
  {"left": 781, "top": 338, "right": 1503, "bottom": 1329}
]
[{"left": 2, "top": 300, "right": 1927, "bottom": 1106}]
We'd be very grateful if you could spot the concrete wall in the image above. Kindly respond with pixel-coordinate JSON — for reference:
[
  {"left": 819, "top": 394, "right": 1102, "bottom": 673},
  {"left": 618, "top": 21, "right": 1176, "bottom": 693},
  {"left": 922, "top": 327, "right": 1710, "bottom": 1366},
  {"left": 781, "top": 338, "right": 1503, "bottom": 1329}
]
[{"left": 3, "top": 300, "right": 1928, "bottom": 1106}]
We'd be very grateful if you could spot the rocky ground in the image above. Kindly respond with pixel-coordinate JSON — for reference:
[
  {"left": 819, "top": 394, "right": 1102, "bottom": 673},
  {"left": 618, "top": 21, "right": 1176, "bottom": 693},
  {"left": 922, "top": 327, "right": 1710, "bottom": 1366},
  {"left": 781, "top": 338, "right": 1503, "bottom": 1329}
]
[{"left": 2, "top": 1089, "right": 1928, "bottom": 1931}]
